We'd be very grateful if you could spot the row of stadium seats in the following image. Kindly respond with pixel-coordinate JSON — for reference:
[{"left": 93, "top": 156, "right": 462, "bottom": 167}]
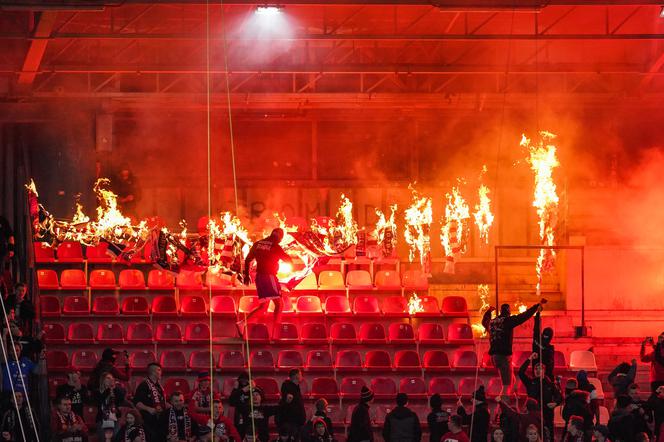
[
  {"left": 38, "top": 294, "right": 469, "bottom": 317},
  {"left": 37, "top": 267, "right": 428, "bottom": 291}
]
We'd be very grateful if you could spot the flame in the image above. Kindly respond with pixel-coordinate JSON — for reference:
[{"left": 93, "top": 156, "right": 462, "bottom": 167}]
[
  {"left": 374, "top": 205, "right": 397, "bottom": 254},
  {"left": 72, "top": 203, "right": 90, "bottom": 225},
  {"left": 515, "top": 300, "right": 527, "bottom": 314},
  {"left": 522, "top": 132, "right": 560, "bottom": 294},
  {"left": 471, "top": 284, "right": 491, "bottom": 337},
  {"left": 25, "top": 179, "right": 38, "bottom": 197},
  {"left": 403, "top": 186, "right": 432, "bottom": 271},
  {"left": 407, "top": 293, "right": 424, "bottom": 315},
  {"left": 93, "top": 178, "right": 134, "bottom": 240},
  {"left": 473, "top": 166, "right": 494, "bottom": 244},
  {"left": 277, "top": 261, "right": 293, "bottom": 278},
  {"left": 333, "top": 194, "right": 358, "bottom": 246},
  {"left": 440, "top": 186, "right": 470, "bottom": 274}
]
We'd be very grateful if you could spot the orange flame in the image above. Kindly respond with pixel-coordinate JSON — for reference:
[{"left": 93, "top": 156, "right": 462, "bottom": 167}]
[
  {"left": 333, "top": 194, "right": 358, "bottom": 246},
  {"left": 374, "top": 204, "right": 397, "bottom": 244},
  {"left": 72, "top": 202, "right": 90, "bottom": 225},
  {"left": 403, "top": 186, "right": 432, "bottom": 272},
  {"left": 473, "top": 166, "right": 494, "bottom": 244},
  {"left": 515, "top": 300, "right": 527, "bottom": 314},
  {"left": 25, "top": 179, "right": 38, "bottom": 197},
  {"left": 471, "top": 284, "right": 491, "bottom": 337},
  {"left": 407, "top": 293, "right": 424, "bottom": 315},
  {"left": 441, "top": 186, "right": 470, "bottom": 274}
]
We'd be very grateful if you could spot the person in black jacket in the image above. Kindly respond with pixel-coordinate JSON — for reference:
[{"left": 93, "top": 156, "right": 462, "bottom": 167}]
[
  {"left": 608, "top": 360, "right": 637, "bottom": 397},
  {"left": 5, "top": 284, "right": 35, "bottom": 332},
  {"left": 348, "top": 387, "right": 374, "bottom": 442},
  {"left": 246, "top": 387, "right": 279, "bottom": 442},
  {"left": 608, "top": 395, "right": 638, "bottom": 442},
  {"left": 301, "top": 398, "right": 334, "bottom": 442},
  {"left": 278, "top": 369, "right": 306, "bottom": 438},
  {"left": 56, "top": 369, "right": 91, "bottom": 418},
  {"left": 518, "top": 352, "right": 562, "bottom": 441},
  {"left": 456, "top": 386, "right": 489, "bottom": 442},
  {"left": 531, "top": 311, "right": 554, "bottom": 380},
  {"left": 88, "top": 348, "right": 131, "bottom": 392},
  {"left": 561, "top": 385, "right": 593, "bottom": 439},
  {"left": 383, "top": 393, "right": 421, "bottom": 442},
  {"left": 629, "top": 384, "right": 653, "bottom": 438},
  {"left": 646, "top": 385, "right": 664, "bottom": 441},
  {"left": 94, "top": 372, "right": 126, "bottom": 441},
  {"left": 482, "top": 300, "right": 546, "bottom": 396},
  {"left": 427, "top": 394, "right": 449, "bottom": 442},
  {"left": 229, "top": 372, "right": 253, "bottom": 440},
  {"left": 576, "top": 370, "right": 600, "bottom": 424}
]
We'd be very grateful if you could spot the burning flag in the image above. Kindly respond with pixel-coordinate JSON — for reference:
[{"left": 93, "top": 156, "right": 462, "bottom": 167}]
[
  {"left": 374, "top": 205, "right": 397, "bottom": 258},
  {"left": 473, "top": 166, "right": 494, "bottom": 244},
  {"left": 471, "top": 284, "right": 491, "bottom": 337},
  {"left": 404, "top": 187, "right": 432, "bottom": 275},
  {"left": 514, "top": 300, "right": 527, "bottom": 314},
  {"left": 440, "top": 186, "right": 470, "bottom": 274},
  {"left": 332, "top": 194, "right": 358, "bottom": 249},
  {"left": 407, "top": 293, "right": 424, "bottom": 315}
]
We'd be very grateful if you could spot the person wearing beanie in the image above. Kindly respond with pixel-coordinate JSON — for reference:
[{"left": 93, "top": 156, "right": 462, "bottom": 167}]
[
  {"left": 88, "top": 347, "right": 130, "bottom": 392},
  {"left": 440, "top": 415, "right": 470, "bottom": 442},
  {"left": 347, "top": 387, "right": 374, "bottom": 442},
  {"left": 277, "top": 368, "right": 307, "bottom": 439},
  {"left": 609, "top": 395, "right": 638, "bottom": 442},
  {"left": 482, "top": 300, "right": 546, "bottom": 396},
  {"left": 640, "top": 332, "right": 664, "bottom": 393},
  {"left": 576, "top": 370, "right": 600, "bottom": 424},
  {"left": 532, "top": 310, "right": 555, "bottom": 380},
  {"left": 608, "top": 360, "right": 638, "bottom": 397},
  {"left": 304, "top": 417, "right": 334, "bottom": 442},
  {"left": 518, "top": 352, "right": 562, "bottom": 440},
  {"left": 496, "top": 396, "right": 543, "bottom": 442},
  {"left": 246, "top": 387, "right": 280, "bottom": 442},
  {"left": 229, "top": 372, "right": 254, "bottom": 440},
  {"left": 301, "top": 399, "right": 334, "bottom": 442},
  {"left": 427, "top": 394, "right": 450, "bottom": 442},
  {"left": 456, "top": 386, "right": 489, "bottom": 442},
  {"left": 562, "top": 385, "right": 592, "bottom": 436},
  {"left": 563, "top": 416, "right": 585, "bottom": 442},
  {"left": 189, "top": 372, "right": 213, "bottom": 415},
  {"left": 383, "top": 393, "right": 421, "bottom": 442},
  {"left": 593, "top": 424, "right": 612, "bottom": 442}
]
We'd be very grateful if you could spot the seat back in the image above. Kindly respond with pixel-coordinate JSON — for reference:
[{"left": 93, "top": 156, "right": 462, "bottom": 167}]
[
  {"left": 441, "top": 296, "right": 468, "bottom": 315},
  {"left": 89, "top": 269, "right": 116, "bottom": 288},
  {"left": 210, "top": 296, "right": 236, "bottom": 315},
  {"left": 423, "top": 350, "right": 450, "bottom": 369},
  {"left": 365, "top": 350, "right": 391, "bottom": 368},
  {"left": 324, "top": 295, "right": 351, "bottom": 314},
  {"left": 389, "top": 322, "right": 415, "bottom": 341},
  {"left": 394, "top": 350, "right": 421, "bottom": 368},
  {"left": 346, "top": 270, "right": 372, "bottom": 289},
  {"left": 119, "top": 269, "right": 145, "bottom": 289},
  {"left": 374, "top": 270, "right": 401, "bottom": 289},
  {"left": 353, "top": 296, "right": 380, "bottom": 314},
  {"left": 318, "top": 271, "right": 345, "bottom": 289},
  {"left": 453, "top": 350, "right": 478, "bottom": 368},
  {"left": 127, "top": 323, "right": 153, "bottom": 342},
  {"left": 295, "top": 295, "right": 322, "bottom": 313},
  {"left": 335, "top": 350, "right": 362, "bottom": 368},
  {"left": 277, "top": 350, "right": 303, "bottom": 368}
]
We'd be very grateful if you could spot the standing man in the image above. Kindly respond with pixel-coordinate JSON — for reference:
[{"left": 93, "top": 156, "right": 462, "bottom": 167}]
[
  {"left": 159, "top": 391, "right": 199, "bottom": 442},
  {"left": 114, "top": 164, "right": 141, "bottom": 218},
  {"left": 277, "top": 369, "right": 306, "bottom": 438},
  {"left": 238, "top": 228, "right": 292, "bottom": 339},
  {"left": 641, "top": 332, "right": 664, "bottom": 393},
  {"left": 518, "top": 353, "right": 562, "bottom": 441},
  {"left": 133, "top": 362, "right": 166, "bottom": 442}
]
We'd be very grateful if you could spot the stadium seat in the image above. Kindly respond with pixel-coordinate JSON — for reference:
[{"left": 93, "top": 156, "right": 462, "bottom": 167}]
[
  {"left": 401, "top": 270, "right": 428, "bottom": 290},
  {"left": 418, "top": 323, "right": 445, "bottom": 344},
  {"left": 46, "top": 350, "right": 69, "bottom": 371},
  {"left": 85, "top": 243, "right": 112, "bottom": 263},
  {"left": 305, "top": 350, "right": 333, "bottom": 371},
  {"left": 511, "top": 351, "right": 531, "bottom": 368},
  {"left": 346, "top": 270, "right": 373, "bottom": 290},
  {"left": 294, "top": 272, "right": 317, "bottom": 290},
  {"left": 238, "top": 296, "right": 260, "bottom": 314},
  {"left": 324, "top": 295, "right": 351, "bottom": 315},
  {"left": 447, "top": 323, "right": 473, "bottom": 343},
  {"left": 40, "top": 296, "right": 61, "bottom": 317},
  {"left": 122, "top": 296, "right": 149, "bottom": 315},
  {"left": 89, "top": 269, "right": 115, "bottom": 290},
  {"left": 335, "top": 350, "right": 363, "bottom": 371},
  {"left": 486, "top": 377, "right": 503, "bottom": 398},
  {"left": 119, "top": 269, "right": 146, "bottom": 290},
  {"left": 60, "top": 269, "right": 87, "bottom": 290},
  {"left": 247, "top": 323, "right": 270, "bottom": 343},
  {"left": 250, "top": 350, "right": 275, "bottom": 370},
  {"left": 295, "top": 296, "right": 323, "bottom": 314},
  {"left": 176, "top": 272, "right": 204, "bottom": 290},
  {"left": 441, "top": 296, "right": 468, "bottom": 316},
  {"left": 388, "top": 323, "right": 415, "bottom": 343},
  {"left": 155, "top": 323, "right": 183, "bottom": 343},
  {"left": 310, "top": 377, "right": 339, "bottom": 399},
  {"left": 152, "top": 296, "right": 178, "bottom": 316},
  {"left": 48, "top": 376, "right": 67, "bottom": 398},
  {"left": 254, "top": 378, "right": 280, "bottom": 401},
  {"left": 329, "top": 323, "right": 357, "bottom": 344},
  {"left": 415, "top": 295, "right": 440, "bottom": 316},
  {"left": 92, "top": 296, "right": 119, "bottom": 315},
  {"left": 205, "top": 272, "right": 233, "bottom": 290},
  {"left": 358, "top": 323, "right": 387, "bottom": 343},
  {"left": 277, "top": 350, "right": 303, "bottom": 369},
  {"left": 130, "top": 350, "right": 157, "bottom": 370},
  {"left": 365, "top": 350, "right": 392, "bottom": 370},
  {"left": 34, "top": 242, "right": 55, "bottom": 263},
  {"left": 160, "top": 350, "right": 186, "bottom": 370},
  {"left": 554, "top": 350, "right": 567, "bottom": 369},
  {"left": 353, "top": 296, "right": 380, "bottom": 315},
  {"left": 219, "top": 351, "right": 245, "bottom": 369},
  {"left": 599, "top": 406, "right": 609, "bottom": 424},
  {"left": 63, "top": 296, "right": 89, "bottom": 315},
  {"left": 189, "top": 351, "right": 214, "bottom": 370},
  {"left": 44, "top": 323, "right": 66, "bottom": 343},
  {"left": 301, "top": 323, "right": 327, "bottom": 344},
  {"left": 72, "top": 350, "right": 98, "bottom": 371},
  {"left": 82, "top": 405, "right": 97, "bottom": 428},
  {"left": 318, "top": 271, "right": 345, "bottom": 289},
  {"left": 423, "top": 350, "right": 450, "bottom": 371},
  {"left": 453, "top": 350, "right": 479, "bottom": 369},
  {"left": 275, "top": 323, "right": 299, "bottom": 342},
  {"left": 68, "top": 323, "right": 94, "bottom": 344},
  {"left": 210, "top": 296, "right": 237, "bottom": 316},
  {"left": 371, "top": 377, "right": 397, "bottom": 399},
  {"left": 374, "top": 270, "right": 401, "bottom": 290},
  {"left": 458, "top": 378, "right": 483, "bottom": 397},
  {"left": 394, "top": 350, "right": 421, "bottom": 370},
  {"left": 382, "top": 296, "right": 408, "bottom": 316},
  {"left": 399, "top": 377, "right": 427, "bottom": 399},
  {"left": 37, "top": 269, "right": 59, "bottom": 290},
  {"left": 57, "top": 242, "right": 84, "bottom": 262},
  {"left": 147, "top": 270, "right": 175, "bottom": 289},
  {"left": 340, "top": 377, "right": 366, "bottom": 398},
  {"left": 429, "top": 377, "right": 456, "bottom": 398},
  {"left": 481, "top": 353, "right": 494, "bottom": 368},
  {"left": 180, "top": 295, "right": 207, "bottom": 316},
  {"left": 164, "top": 378, "right": 191, "bottom": 398},
  {"left": 185, "top": 323, "right": 210, "bottom": 342},
  {"left": 569, "top": 350, "right": 597, "bottom": 372},
  {"left": 97, "top": 323, "right": 124, "bottom": 344},
  {"left": 126, "top": 323, "right": 153, "bottom": 343}
]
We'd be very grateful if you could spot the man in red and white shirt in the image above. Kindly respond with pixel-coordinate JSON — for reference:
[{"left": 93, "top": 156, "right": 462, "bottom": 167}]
[{"left": 440, "top": 415, "right": 470, "bottom": 442}]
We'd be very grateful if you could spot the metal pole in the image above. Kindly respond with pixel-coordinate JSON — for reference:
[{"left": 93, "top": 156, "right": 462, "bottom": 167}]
[
  {"left": 494, "top": 245, "right": 499, "bottom": 308},
  {"left": 581, "top": 246, "right": 585, "bottom": 328}
]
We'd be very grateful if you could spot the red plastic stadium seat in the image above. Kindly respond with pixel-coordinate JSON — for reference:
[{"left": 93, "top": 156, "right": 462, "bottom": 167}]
[
  {"left": 205, "top": 272, "right": 233, "bottom": 290},
  {"left": 399, "top": 377, "right": 427, "bottom": 398},
  {"left": 127, "top": 323, "right": 153, "bottom": 343},
  {"left": 122, "top": 296, "right": 149, "bottom": 315},
  {"left": 164, "top": 378, "right": 191, "bottom": 398},
  {"left": 324, "top": 296, "right": 351, "bottom": 315},
  {"left": 441, "top": 296, "right": 468, "bottom": 316},
  {"left": 330, "top": 323, "right": 357, "bottom": 344},
  {"left": 250, "top": 350, "right": 275, "bottom": 370},
  {"left": 481, "top": 353, "right": 494, "bottom": 368},
  {"left": 189, "top": 351, "right": 214, "bottom": 370},
  {"left": 160, "top": 350, "right": 186, "bottom": 370},
  {"left": 176, "top": 272, "right": 203, "bottom": 290},
  {"left": 210, "top": 296, "right": 236, "bottom": 316},
  {"left": 40, "top": 296, "right": 61, "bottom": 317},
  {"left": 119, "top": 269, "right": 146, "bottom": 290},
  {"left": 44, "top": 323, "right": 66, "bottom": 343},
  {"left": 275, "top": 323, "right": 299, "bottom": 342},
  {"left": 60, "top": 269, "right": 87, "bottom": 290},
  {"left": 85, "top": 243, "right": 112, "bottom": 263},
  {"left": 147, "top": 270, "right": 175, "bottom": 289},
  {"left": 92, "top": 296, "right": 119, "bottom": 315},
  {"left": 295, "top": 296, "right": 323, "bottom": 314},
  {"left": 371, "top": 377, "right": 397, "bottom": 399},
  {"left": 301, "top": 323, "right": 327, "bottom": 344},
  {"left": 63, "top": 296, "right": 89, "bottom": 315},
  {"left": 554, "top": 350, "right": 567, "bottom": 369},
  {"left": 458, "top": 378, "right": 483, "bottom": 397},
  {"left": 306, "top": 350, "right": 333, "bottom": 371},
  {"left": 447, "top": 323, "right": 474, "bottom": 343},
  {"left": 238, "top": 296, "right": 260, "bottom": 314},
  {"left": 185, "top": 323, "right": 210, "bottom": 342},
  {"left": 97, "top": 323, "right": 124, "bottom": 344},
  {"left": 423, "top": 350, "right": 450, "bottom": 371},
  {"left": 48, "top": 376, "right": 67, "bottom": 398},
  {"left": 247, "top": 323, "right": 270, "bottom": 343},
  {"left": 486, "top": 377, "right": 503, "bottom": 398},
  {"left": 181, "top": 295, "right": 207, "bottom": 316},
  {"left": 353, "top": 296, "right": 380, "bottom": 315},
  {"left": 277, "top": 350, "right": 303, "bottom": 369},
  {"left": 340, "top": 377, "right": 366, "bottom": 398},
  {"left": 254, "top": 378, "right": 280, "bottom": 401},
  {"left": 429, "top": 377, "right": 456, "bottom": 398},
  {"left": 365, "top": 350, "right": 392, "bottom": 370},
  {"left": 512, "top": 351, "right": 531, "bottom": 368},
  {"left": 382, "top": 296, "right": 408, "bottom": 316},
  {"left": 318, "top": 271, "right": 345, "bottom": 289},
  {"left": 37, "top": 269, "right": 59, "bottom": 290},
  {"left": 335, "top": 350, "right": 362, "bottom": 371},
  {"left": 57, "top": 242, "right": 84, "bottom": 262},
  {"left": 389, "top": 323, "right": 415, "bottom": 343},
  {"left": 453, "top": 350, "right": 478, "bottom": 369},
  {"left": 219, "top": 350, "right": 245, "bottom": 369},
  {"left": 46, "top": 350, "right": 69, "bottom": 371},
  {"left": 401, "top": 270, "right": 428, "bottom": 290},
  {"left": 411, "top": 295, "right": 438, "bottom": 317},
  {"left": 155, "top": 323, "right": 183, "bottom": 343},
  {"left": 152, "top": 296, "right": 178, "bottom": 315},
  {"left": 394, "top": 350, "right": 421, "bottom": 370},
  {"left": 34, "top": 242, "right": 55, "bottom": 263},
  {"left": 346, "top": 270, "right": 373, "bottom": 290},
  {"left": 68, "top": 323, "right": 94, "bottom": 343},
  {"left": 359, "top": 323, "right": 387, "bottom": 343},
  {"left": 374, "top": 270, "right": 401, "bottom": 290},
  {"left": 311, "top": 377, "right": 339, "bottom": 399},
  {"left": 418, "top": 323, "right": 445, "bottom": 344},
  {"left": 294, "top": 273, "right": 317, "bottom": 291},
  {"left": 130, "top": 350, "right": 157, "bottom": 370},
  {"left": 72, "top": 350, "right": 98, "bottom": 371},
  {"left": 82, "top": 406, "right": 97, "bottom": 428}
]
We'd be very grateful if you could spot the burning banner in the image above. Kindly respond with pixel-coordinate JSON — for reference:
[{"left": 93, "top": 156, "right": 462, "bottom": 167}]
[
  {"left": 403, "top": 187, "right": 432, "bottom": 275},
  {"left": 440, "top": 186, "right": 470, "bottom": 274},
  {"left": 473, "top": 166, "right": 494, "bottom": 244},
  {"left": 407, "top": 292, "right": 424, "bottom": 315},
  {"left": 374, "top": 205, "right": 397, "bottom": 258},
  {"left": 471, "top": 284, "right": 491, "bottom": 337},
  {"left": 310, "top": 194, "right": 358, "bottom": 255}
]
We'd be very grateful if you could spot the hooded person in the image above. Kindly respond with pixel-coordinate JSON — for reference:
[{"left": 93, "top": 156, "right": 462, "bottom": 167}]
[
  {"left": 532, "top": 311, "right": 555, "bottom": 380},
  {"left": 608, "top": 360, "right": 638, "bottom": 397},
  {"left": 306, "top": 417, "right": 335, "bottom": 442},
  {"left": 608, "top": 395, "right": 638, "bottom": 442},
  {"left": 88, "top": 348, "right": 130, "bottom": 392},
  {"left": 347, "top": 387, "right": 374, "bottom": 442},
  {"left": 383, "top": 393, "right": 422, "bottom": 442},
  {"left": 301, "top": 398, "right": 334, "bottom": 442},
  {"left": 562, "top": 386, "right": 593, "bottom": 437},
  {"left": 518, "top": 352, "right": 562, "bottom": 441},
  {"left": 641, "top": 333, "right": 664, "bottom": 393},
  {"left": 576, "top": 370, "right": 600, "bottom": 423},
  {"left": 427, "top": 394, "right": 450, "bottom": 442},
  {"left": 592, "top": 425, "right": 612, "bottom": 442},
  {"left": 456, "top": 386, "right": 489, "bottom": 442}
]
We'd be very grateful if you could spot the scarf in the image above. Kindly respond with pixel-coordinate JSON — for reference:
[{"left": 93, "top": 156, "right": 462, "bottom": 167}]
[
  {"left": 168, "top": 407, "right": 191, "bottom": 440},
  {"left": 145, "top": 378, "right": 164, "bottom": 407},
  {"left": 191, "top": 388, "right": 211, "bottom": 409},
  {"left": 124, "top": 424, "right": 147, "bottom": 442},
  {"left": 655, "top": 343, "right": 664, "bottom": 367},
  {"left": 57, "top": 410, "right": 75, "bottom": 428}
]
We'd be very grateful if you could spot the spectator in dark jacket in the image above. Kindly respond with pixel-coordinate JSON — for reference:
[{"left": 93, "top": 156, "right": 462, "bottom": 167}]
[
  {"left": 278, "top": 369, "right": 306, "bottom": 437},
  {"left": 496, "top": 397, "right": 542, "bottom": 442},
  {"left": 532, "top": 311, "right": 555, "bottom": 380},
  {"left": 576, "top": 370, "right": 600, "bottom": 424},
  {"left": 246, "top": 387, "right": 279, "bottom": 442},
  {"left": 5, "top": 283, "right": 35, "bottom": 332},
  {"left": 646, "top": 386, "right": 664, "bottom": 442},
  {"left": 562, "top": 383, "right": 593, "bottom": 435},
  {"left": 88, "top": 348, "right": 130, "bottom": 392},
  {"left": 629, "top": 384, "right": 653, "bottom": 437},
  {"left": 301, "top": 398, "right": 334, "bottom": 442},
  {"left": 383, "top": 393, "right": 421, "bottom": 442},
  {"left": 592, "top": 425, "right": 612, "bottom": 442},
  {"left": 1, "top": 390, "right": 38, "bottom": 442},
  {"left": 608, "top": 360, "right": 638, "bottom": 397},
  {"left": 348, "top": 387, "right": 374, "bottom": 442},
  {"left": 518, "top": 352, "right": 562, "bottom": 440},
  {"left": 456, "top": 386, "right": 489, "bottom": 442},
  {"left": 427, "top": 394, "right": 449, "bottom": 442},
  {"left": 229, "top": 372, "right": 253, "bottom": 439},
  {"left": 305, "top": 417, "right": 335, "bottom": 442},
  {"left": 56, "top": 369, "right": 91, "bottom": 419},
  {"left": 608, "top": 395, "right": 638, "bottom": 442},
  {"left": 94, "top": 372, "right": 126, "bottom": 441},
  {"left": 641, "top": 333, "right": 664, "bottom": 393}
]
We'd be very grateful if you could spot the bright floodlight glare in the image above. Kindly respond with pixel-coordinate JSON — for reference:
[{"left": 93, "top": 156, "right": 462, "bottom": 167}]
[{"left": 256, "top": 5, "right": 282, "bottom": 16}]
